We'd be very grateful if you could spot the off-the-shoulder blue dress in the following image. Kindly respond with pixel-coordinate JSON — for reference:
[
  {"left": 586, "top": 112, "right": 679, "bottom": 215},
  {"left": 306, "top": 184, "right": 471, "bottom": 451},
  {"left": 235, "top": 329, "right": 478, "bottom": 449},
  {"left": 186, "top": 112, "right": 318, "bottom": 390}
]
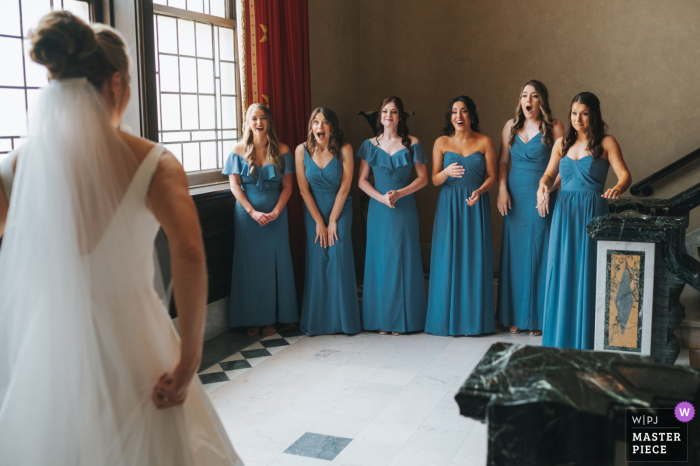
[
  {"left": 299, "top": 147, "right": 361, "bottom": 336},
  {"left": 543, "top": 155, "right": 610, "bottom": 349},
  {"left": 222, "top": 152, "right": 298, "bottom": 327},
  {"left": 357, "top": 140, "right": 428, "bottom": 333},
  {"left": 497, "top": 133, "right": 557, "bottom": 332},
  {"left": 425, "top": 152, "right": 495, "bottom": 336}
]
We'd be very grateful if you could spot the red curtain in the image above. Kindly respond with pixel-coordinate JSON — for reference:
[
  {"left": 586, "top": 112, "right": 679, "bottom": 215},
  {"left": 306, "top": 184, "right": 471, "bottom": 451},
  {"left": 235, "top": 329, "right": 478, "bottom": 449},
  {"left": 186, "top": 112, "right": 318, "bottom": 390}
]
[{"left": 245, "top": 0, "right": 310, "bottom": 307}]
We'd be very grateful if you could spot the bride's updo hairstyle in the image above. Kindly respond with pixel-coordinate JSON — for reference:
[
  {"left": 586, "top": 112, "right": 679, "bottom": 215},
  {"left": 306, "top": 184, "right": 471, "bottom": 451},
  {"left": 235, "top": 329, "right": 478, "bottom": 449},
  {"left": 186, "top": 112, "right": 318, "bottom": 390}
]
[{"left": 29, "top": 11, "right": 129, "bottom": 91}]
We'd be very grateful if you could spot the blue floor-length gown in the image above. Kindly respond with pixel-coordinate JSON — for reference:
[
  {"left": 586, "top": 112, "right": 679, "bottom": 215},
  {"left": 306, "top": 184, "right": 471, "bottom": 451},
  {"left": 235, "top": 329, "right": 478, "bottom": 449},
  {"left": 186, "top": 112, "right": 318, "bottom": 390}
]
[
  {"left": 300, "top": 147, "right": 361, "bottom": 336},
  {"left": 357, "top": 139, "right": 428, "bottom": 333},
  {"left": 542, "top": 155, "right": 610, "bottom": 349},
  {"left": 223, "top": 151, "right": 298, "bottom": 327},
  {"left": 425, "top": 152, "right": 495, "bottom": 336},
  {"left": 497, "top": 133, "right": 557, "bottom": 331}
]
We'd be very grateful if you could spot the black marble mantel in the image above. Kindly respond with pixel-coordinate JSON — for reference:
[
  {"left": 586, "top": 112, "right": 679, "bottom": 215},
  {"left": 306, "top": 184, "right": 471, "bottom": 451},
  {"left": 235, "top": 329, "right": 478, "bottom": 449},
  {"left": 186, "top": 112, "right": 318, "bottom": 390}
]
[{"left": 456, "top": 343, "right": 700, "bottom": 466}]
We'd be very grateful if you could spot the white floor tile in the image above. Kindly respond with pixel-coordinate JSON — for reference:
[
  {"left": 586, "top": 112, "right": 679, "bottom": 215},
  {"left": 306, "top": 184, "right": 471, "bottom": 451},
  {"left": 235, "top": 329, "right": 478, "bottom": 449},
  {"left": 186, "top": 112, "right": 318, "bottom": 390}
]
[
  {"left": 270, "top": 453, "right": 331, "bottom": 465},
  {"left": 248, "top": 356, "right": 269, "bottom": 367},
  {"left": 329, "top": 396, "right": 389, "bottom": 420},
  {"left": 348, "top": 382, "right": 403, "bottom": 402},
  {"left": 355, "top": 419, "right": 419, "bottom": 445},
  {"left": 268, "top": 346, "right": 288, "bottom": 355},
  {"left": 387, "top": 446, "right": 452, "bottom": 466},
  {"left": 243, "top": 341, "right": 265, "bottom": 350},
  {"left": 456, "top": 432, "right": 488, "bottom": 459},
  {"left": 221, "top": 353, "right": 245, "bottom": 362},
  {"left": 199, "top": 364, "right": 223, "bottom": 374},
  {"left": 367, "top": 369, "right": 418, "bottom": 386},
  {"left": 202, "top": 381, "right": 228, "bottom": 393},
  {"left": 375, "top": 402, "right": 433, "bottom": 426},
  {"left": 329, "top": 364, "right": 380, "bottom": 381},
  {"left": 330, "top": 439, "right": 402, "bottom": 466},
  {"left": 407, "top": 425, "right": 470, "bottom": 454},
  {"left": 309, "top": 413, "right": 373, "bottom": 438}
]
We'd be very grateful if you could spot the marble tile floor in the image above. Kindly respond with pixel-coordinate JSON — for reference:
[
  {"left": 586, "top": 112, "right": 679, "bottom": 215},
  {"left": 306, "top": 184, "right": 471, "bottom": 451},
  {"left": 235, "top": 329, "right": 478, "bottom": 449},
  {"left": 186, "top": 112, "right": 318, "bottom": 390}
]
[{"left": 199, "top": 325, "right": 544, "bottom": 466}]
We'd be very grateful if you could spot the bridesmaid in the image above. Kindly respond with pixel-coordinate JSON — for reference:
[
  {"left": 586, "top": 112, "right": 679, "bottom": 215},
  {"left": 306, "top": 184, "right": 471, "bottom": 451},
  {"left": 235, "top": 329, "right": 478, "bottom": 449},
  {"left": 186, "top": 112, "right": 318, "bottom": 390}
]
[
  {"left": 539, "top": 92, "right": 631, "bottom": 350},
  {"left": 223, "top": 103, "right": 298, "bottom": 336},
  {"left": 496, "top": 81, "right": 565, "bottom": 336},
  {"left": 296, "top": 108, "right": 361, "bottom": 336},
  {"left": 357, "top": 96, "right": 428, "bottom": 335},
  {"left": 425, "top": 96, "right": 498, "bottom": 336}
]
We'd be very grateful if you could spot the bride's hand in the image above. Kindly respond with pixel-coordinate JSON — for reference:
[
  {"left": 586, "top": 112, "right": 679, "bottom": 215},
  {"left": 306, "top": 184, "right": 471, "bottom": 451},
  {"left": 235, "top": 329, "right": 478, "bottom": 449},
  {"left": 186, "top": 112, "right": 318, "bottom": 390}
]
[{"left": 152, "top": 364, "right": 193, "bottom": 409}]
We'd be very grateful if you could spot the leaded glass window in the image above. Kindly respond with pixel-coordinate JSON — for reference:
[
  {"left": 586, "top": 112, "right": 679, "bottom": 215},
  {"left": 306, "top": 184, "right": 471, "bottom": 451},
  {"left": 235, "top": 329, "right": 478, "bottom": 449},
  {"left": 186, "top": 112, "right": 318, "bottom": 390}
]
[
  {"left": 0, "top": 0, "right": 91, "bottom": 161},
  {"left": 153, "top": 4, "right": 239, "bottom": 176}
]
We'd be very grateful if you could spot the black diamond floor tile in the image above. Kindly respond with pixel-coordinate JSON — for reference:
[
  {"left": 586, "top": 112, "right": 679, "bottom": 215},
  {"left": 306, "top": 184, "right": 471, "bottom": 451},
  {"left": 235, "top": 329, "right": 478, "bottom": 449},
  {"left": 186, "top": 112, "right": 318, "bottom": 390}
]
[
  {"left": 278, "top": 328, "right": 306, "bottom": 338},
  {"left": 241, "top": 348, "right": 272, "bottom": 359},
  {"left": 284, "top": 432, "right": 352, "bottom": 461},
  {"left": 260, "top": 338, "right": 290, "bottom": 348},
  {"left": 220, "top": 359, "right": 252, "bottom": 371},
  {"left": 199, "top": 372, "right": 229, "bottom": 384}
]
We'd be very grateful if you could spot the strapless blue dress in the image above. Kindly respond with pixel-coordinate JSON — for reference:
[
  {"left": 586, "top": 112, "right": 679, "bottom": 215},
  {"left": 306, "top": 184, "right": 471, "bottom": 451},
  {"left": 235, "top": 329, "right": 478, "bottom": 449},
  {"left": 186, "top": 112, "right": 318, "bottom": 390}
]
[
  {"left": 497, "top": 133, "right": 556, "bottom": 331},
  {"left": 543, "top": 155, "right": 610, "bottom": 349},
  {"left": 425, "top": 152, "right": 495, "bottom": 336},
  {"left": 222, "top": 152, "right": 298, "bottom": 327},
  {"left": 357, "top": 140, "right": 428, "bottom": 333},
  {"left": 299, "top": 148, "right": 361, "bottom": 335}
]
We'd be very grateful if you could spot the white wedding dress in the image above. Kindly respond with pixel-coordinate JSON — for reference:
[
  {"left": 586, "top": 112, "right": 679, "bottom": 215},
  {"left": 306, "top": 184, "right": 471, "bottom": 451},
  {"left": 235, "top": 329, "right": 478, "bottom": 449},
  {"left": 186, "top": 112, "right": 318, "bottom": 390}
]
[{"left": 0, "top": 79, "right": 243, "bottom": 466}]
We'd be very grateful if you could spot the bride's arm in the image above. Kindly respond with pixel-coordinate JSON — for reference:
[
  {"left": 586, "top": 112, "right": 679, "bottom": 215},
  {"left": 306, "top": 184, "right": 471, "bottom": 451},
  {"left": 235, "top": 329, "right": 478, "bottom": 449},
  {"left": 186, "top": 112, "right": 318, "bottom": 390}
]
[{"left": 148, "top": 151, "right": 207, "bottom": 409}]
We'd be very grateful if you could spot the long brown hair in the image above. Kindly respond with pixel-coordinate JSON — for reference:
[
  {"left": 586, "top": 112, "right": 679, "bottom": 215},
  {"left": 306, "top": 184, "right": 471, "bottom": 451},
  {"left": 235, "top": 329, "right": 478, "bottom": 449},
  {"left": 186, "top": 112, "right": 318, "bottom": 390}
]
[
  {"left": 242, "top": 103, "right": 284, "bottom": 173},
  {"left": 375, "top": 96, "right": 411, "bottom": 148},
  {"left": 306, "top": 107, "right": 344, "bottom": 160},
  {"left": 508, "top": 80, "right": 555, "bottom": 147},
  {"left": 561, "top": 92, "right": 608, "bottom": 159}
]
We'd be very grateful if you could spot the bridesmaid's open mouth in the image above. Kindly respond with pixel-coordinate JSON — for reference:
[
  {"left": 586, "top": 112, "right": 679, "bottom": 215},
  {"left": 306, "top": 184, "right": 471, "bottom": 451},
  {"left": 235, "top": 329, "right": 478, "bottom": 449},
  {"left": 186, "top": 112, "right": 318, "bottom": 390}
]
[{"left": 316, "top": 131, "right": 326, "bottom": 141}]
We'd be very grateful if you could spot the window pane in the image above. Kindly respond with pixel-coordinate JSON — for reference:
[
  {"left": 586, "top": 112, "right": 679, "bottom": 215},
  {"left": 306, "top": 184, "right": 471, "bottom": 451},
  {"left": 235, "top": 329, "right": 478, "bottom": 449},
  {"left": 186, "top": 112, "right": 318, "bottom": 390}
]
[
  {"left": 164, "top": 143, "right": 182, "bottom": 164},
  {"left": 153, "top": 0, "right": 167, "bottom": 5},
  {"left": 219, "top": 27, "right": 235, "bottom": 61},
  {"left": 192, "top": 130, "right": 215, "bottom": 140},
  {"left": 201, "top": 141, "right": 217, "bottom": 169},
  {"left": 63, "top": 0, "right": 90, "bottom": 23},
  {"left": 220, "top": 62, "right": 236, "bottom": 95},
  {"left": 21, "top": 0, "right": 52, "bottom": 37},
  {"left": 0, "top": 37, "right": 26, "bottom": 87},
  {"left": 197, "top": 58, "right": 214, "bottom": 93},
  {"left": 169, "top": 0, "right": 186, "bottom": 10},
  {"left": 195, "top": 23, "right": 213, "bottom": 58},
  {"left": 160, "top": 94, "right": 181, "bottom": 130},
  {"left": 162, "top": 131, "right": 190, "bottom": 142},
  {"left": 199, "top": 95, "right": 215, "bottom": 129},
  {"left": 182, "top": 142, "right": 200, "bottom": 171},
  {"left": 24, "top": 40, "right": 49, "bottom": 87},
  {"left": 0, "top": 89, "right": 27, "bottom": 137},
  {"left": 221, "top": 96, "right": 236, "bottom": 129},
  {"left": 222, "top": 130, "right": 237, "bottom": 139},
  {"left": 158, "top": 55, "right": 179, "bottom": 92},
  {"left": 210, "top": 0, "right": 225, "bottom": 19},
  {"left": 157, "top": 16, "right": 178, "bottom": 54},
  {"left": 179, "top": 57, "right": 197, "bottom": 93},
  {"left": 186, "top": 0, "right": 203, "bottom": 13},
  {"left": 0, "top": 139, "right": 13, "bottom": 152},
  {"left": 178, "top": 19, "right": 196, "bottom": 56},
  {"left": 181, "top": 95, "right": 199, "bottom": 129},
  {"left": 0, "top": 0, "right": 21, "bottom": 36}
]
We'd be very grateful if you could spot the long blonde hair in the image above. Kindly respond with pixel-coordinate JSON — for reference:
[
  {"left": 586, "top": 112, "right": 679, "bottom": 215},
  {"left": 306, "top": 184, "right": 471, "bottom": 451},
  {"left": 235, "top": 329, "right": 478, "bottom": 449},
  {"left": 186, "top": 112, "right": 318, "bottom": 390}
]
[{"left": 242, "top": 103, "right": 283, "bottom": 174}]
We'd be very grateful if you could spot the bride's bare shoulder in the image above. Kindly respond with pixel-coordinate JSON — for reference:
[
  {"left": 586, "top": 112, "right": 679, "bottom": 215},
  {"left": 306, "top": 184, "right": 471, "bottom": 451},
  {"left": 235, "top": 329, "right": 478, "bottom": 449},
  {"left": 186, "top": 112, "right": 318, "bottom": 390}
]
[{"left": 119, "top": 131, "right": 157, "bottom": 161}]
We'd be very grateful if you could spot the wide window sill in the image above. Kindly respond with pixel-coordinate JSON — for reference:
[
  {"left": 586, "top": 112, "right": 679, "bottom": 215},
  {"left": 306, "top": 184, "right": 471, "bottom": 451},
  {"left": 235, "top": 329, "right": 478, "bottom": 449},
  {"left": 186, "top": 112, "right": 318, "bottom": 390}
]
[{"left": 189, "top": 181, "right": 231, "bottom": 197}]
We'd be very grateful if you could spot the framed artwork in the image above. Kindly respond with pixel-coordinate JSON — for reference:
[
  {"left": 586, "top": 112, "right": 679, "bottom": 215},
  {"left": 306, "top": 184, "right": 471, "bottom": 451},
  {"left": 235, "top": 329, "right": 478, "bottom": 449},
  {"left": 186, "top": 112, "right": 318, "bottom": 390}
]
[{"left": 594, "top": 241, "right": 655, "bottom": 355}]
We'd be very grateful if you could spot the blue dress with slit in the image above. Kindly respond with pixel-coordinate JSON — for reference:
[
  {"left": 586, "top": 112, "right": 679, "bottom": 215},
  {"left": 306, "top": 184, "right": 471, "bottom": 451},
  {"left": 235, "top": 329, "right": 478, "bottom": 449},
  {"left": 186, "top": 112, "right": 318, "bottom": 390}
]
[
  {"left": 299, "top": 147, "right": 361, "bottom": 335},
  {"left": 425, "top": 152, "right": 495, "bottom": 336},
  {"left": 223, "top": 152, "right": 298, "bottom": 327},
  {"left": 357, "top": 140, "right": 428, "bottom": 333},
  {"left": 497, "top": 133, "right": 557, "bottom": 331},
  {"left": 542, "top": 155, "right": 610, "bottom": 349}
]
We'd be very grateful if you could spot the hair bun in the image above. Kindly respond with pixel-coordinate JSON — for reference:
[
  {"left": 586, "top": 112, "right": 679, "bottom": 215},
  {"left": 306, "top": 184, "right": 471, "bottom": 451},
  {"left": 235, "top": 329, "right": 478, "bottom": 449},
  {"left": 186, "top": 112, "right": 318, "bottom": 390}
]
[{"left": 29, "top": 11, "right": 98, "bottom": 80}]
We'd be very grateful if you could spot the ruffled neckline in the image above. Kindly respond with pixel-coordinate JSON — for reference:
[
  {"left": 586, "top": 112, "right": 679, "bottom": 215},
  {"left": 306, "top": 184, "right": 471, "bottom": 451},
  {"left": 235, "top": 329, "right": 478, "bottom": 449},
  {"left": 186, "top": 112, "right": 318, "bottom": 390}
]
[
  {"left": 359, "top": 141, "right": 426, "bottom": 181},
  {"left": 227, "top": 152, "right": 291, "bottom": 188}
]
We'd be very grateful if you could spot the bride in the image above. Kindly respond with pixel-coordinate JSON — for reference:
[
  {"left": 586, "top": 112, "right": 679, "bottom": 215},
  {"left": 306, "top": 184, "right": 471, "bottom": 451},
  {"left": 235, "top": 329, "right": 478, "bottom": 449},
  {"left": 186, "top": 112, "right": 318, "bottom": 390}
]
[{"left": 0, "top": 11, "right": 243, "bottom": 466}]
